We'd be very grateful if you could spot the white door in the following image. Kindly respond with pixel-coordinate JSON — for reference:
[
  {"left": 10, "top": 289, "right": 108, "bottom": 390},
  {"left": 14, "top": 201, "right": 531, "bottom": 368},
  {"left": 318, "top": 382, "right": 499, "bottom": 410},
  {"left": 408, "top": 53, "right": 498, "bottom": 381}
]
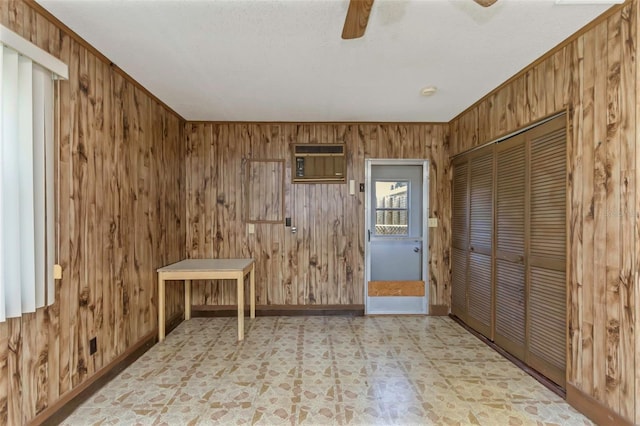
[{"left": 365, "top": 160, "right": 429, "bottom": 314}]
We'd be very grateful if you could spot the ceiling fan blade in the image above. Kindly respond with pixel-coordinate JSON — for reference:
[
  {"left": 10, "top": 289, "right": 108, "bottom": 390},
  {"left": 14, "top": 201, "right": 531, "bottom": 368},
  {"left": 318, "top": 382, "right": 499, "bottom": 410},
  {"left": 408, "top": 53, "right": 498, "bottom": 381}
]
[
  {"left": 342, "top": 0, "right": 375, "bottom": 40},
  {"left": 473, "top": 0, "right": 498, "bottom": 6}
]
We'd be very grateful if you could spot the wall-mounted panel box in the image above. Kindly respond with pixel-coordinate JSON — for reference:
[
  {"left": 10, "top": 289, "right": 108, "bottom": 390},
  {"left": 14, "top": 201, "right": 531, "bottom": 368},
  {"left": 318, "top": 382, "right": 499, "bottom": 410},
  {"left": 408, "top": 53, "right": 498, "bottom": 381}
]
[{"left": 291, "top": 143, "right": 346, "bottom": 184}]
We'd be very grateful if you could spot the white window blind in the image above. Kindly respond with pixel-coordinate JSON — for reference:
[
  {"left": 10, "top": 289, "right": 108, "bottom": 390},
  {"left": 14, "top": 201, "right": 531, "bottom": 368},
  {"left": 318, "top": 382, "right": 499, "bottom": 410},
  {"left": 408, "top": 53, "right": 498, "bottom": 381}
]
[{"left": 0, "top": 25, "right": 68, "bottom": 322}]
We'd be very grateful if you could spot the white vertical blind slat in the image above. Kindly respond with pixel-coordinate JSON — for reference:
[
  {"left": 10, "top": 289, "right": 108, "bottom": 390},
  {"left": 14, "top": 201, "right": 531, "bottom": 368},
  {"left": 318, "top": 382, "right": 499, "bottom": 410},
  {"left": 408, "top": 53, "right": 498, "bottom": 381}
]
[
  {"left": 33, "top": 62, "right": 47, "bottom": 309},
  {"left": 0, "top": 45, "right": 5, "bottom": 322},
  {"left": 18, "top": 54, "right": 36, "bottom": 314},
  {"left": 2, "top": 47, "right": 23, "bottom": 318},
  {"left": 44, "top": 67, "right": 55, "bottom": 306}
]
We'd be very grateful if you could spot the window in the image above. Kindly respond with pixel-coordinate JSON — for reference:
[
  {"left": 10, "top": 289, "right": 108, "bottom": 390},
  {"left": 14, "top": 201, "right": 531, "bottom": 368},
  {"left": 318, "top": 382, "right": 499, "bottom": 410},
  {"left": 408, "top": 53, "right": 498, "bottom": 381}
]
[
  {"left": 0, "top": 24, "right": 68, "bottom": 322},
  {"left": 374, "top": 180, "right": 409, "bottom": 236}
]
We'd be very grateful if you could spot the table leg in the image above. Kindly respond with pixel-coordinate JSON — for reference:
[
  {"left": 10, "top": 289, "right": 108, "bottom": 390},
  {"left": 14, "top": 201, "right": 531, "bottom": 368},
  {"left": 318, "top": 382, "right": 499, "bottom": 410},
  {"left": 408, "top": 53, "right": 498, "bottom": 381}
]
[
  {"left": 185, "top": 279, "right": 191, "bottom": 320},
  {"left": 158, "top": 274, "right": 165, "bottom": 343},
  {"left": 250, "top": 263, "right": 255, "bottom": 319},
  {"left": 237, "top": 273, "right": 245, "bottom": 341}
]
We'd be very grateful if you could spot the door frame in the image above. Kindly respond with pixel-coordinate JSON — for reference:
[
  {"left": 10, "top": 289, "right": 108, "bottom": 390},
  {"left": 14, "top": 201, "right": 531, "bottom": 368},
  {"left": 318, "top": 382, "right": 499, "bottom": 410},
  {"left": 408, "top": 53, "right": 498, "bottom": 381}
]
[{"left": 364, "top": 159, "right": 430, "bottom": 314}]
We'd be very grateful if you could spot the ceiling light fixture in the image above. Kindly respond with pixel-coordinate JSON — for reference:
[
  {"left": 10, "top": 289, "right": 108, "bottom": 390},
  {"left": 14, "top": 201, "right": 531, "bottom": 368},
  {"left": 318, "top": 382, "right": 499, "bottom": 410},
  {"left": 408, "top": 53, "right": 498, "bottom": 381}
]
[{"left": 420, "top": 86, "right": 438, "bottom": 97}]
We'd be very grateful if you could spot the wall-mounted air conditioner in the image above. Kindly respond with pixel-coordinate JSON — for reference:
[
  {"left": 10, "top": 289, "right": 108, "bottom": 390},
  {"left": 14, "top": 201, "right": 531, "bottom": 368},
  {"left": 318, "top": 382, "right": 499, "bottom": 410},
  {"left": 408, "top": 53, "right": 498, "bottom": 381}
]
[{"left": 291, "top": 143, "right": 346, "bottom": 184}]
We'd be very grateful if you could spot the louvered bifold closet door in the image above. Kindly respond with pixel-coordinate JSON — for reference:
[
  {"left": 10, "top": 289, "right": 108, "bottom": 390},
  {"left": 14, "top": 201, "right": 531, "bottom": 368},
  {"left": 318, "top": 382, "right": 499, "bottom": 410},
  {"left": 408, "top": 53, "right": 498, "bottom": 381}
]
[
  {"left": 526, "top": 116, "right": 566, "bottom": 387},
  {"left": 451, "top": 160, "right": 469, "bottom": 321},
  {"left": 467, "top": 147, "right": 494, "bottom": 338},
  {"left": 494, "top": 135, "right": 526, "bottom": 360}
]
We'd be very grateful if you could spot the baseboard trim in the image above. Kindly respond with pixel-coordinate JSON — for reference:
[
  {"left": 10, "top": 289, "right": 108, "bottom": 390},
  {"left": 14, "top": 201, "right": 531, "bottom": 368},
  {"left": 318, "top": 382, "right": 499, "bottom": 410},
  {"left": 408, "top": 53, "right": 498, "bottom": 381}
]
[
  {"left": 193, "top": 304, "right": 365, "bottom": 317},
  {"left": 429, "top": 304, "right": 449, "bottom": 316},
  {"left": 31, "top": 312, "right": 183, "bottom": 426},
  {"left": 566, "top": 383, "right": 633, "bottom": 426}
]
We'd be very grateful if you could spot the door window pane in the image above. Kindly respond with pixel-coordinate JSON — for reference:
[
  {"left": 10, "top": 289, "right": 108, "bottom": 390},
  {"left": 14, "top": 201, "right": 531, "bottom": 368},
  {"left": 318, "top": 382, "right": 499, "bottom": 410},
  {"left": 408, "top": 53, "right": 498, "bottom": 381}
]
[{"left": 375, "top": 181, "right": 409, "bottom": 236}]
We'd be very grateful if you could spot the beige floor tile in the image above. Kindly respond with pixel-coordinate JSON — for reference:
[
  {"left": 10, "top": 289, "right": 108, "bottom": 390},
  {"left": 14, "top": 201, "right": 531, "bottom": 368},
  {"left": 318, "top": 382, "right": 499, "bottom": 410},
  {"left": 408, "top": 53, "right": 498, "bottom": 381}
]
[
  {"left": 342, "top": 400, "right": 389, "bottom": 425},
  {"left": 251, "top": 402, "right": 297, "bottom": 425},
  {"left": 62, "top": 316, "right": 593, "bottom": 426},
  {"left": 296, "top": 403, "right": 343, "bottom": 426}
]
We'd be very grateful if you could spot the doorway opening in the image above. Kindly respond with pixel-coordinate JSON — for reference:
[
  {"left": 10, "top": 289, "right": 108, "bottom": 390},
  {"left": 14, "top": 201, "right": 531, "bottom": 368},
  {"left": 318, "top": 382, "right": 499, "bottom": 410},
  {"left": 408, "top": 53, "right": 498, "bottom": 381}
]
[{"left": 365, "top": 159, "right": 429, "bottom": 314}]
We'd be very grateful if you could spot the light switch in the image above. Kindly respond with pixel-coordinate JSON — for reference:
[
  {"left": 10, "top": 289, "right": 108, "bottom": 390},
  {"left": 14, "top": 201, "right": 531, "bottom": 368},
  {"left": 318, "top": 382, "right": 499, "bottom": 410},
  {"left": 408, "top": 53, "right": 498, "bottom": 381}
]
[
  {"left": 53, "top": 264, "right": 62, "bottom": 279},
  {"left": 248, "top": 223, "right": 255, "bottom": 234},
  {"left": 349, "top": 180, "right": 355, "bottom": 195},
  {"left": 428, "top": 218, "right": 438, "bottom": 228}
]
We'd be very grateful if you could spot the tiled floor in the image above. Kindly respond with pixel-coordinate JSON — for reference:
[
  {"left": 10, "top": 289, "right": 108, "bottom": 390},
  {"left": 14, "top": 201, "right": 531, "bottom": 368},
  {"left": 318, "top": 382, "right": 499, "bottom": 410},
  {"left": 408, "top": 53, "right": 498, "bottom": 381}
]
[{"left": 62, "top": 316, "right": 593, "bottom": 425}]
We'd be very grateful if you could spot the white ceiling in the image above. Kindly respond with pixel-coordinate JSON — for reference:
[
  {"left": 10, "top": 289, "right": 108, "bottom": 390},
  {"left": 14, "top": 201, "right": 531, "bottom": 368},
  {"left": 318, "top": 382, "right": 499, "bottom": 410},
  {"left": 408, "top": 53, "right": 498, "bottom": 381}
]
[{"left": 38, "top": 0, "right": 614, "bottom": 122}]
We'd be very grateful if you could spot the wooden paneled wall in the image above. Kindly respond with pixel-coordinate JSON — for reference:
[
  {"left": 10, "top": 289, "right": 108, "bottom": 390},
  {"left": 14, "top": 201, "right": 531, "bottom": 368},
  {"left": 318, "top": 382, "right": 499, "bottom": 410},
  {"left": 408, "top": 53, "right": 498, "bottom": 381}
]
[
  {"left": 185, "top": 123, "right": 451, "bottom": 308},
  {"left": 0, "top": 1, "right": 186, "bottom": 424},
  {"left": 450, "top": 2, "right": 638, "bottom": 423}
]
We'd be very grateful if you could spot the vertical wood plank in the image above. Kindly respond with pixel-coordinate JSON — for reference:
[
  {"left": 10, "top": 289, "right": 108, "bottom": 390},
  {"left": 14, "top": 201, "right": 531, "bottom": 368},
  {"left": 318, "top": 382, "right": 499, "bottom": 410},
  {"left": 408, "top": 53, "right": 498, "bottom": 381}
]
[
  {"left": 12, "top": 0, "right": 24, "bottom": 37},
  {"left": 34, "top": 308, "right": 49, "bottom": 415},
  {"left": 102, "top": 60, "right": 114, "bottom": 365},
  {"left": 554, "top": 48, "right": 567, "bottom": 111},
  {"left": 617, "top": 3, "right": 635, "bottom": 420},
  {"left": 592, "top": 19, "right": 609, "bottom": 404},
  {"left": 604, "top": 10, "right": 622, "bottom": 413},
  {"left": 0, "top": 0, "right": 9, "bottom": 28},
  {"left": 93, "top": 52, "right": 104, "bottom": 372},
  {"left": 7, "top": 319, "right": 21, "bottom": 426},
  {"left": 0, "top": 322, "right": 8, "bottom": 424},
  {"left": 476, "top": 99, "right": 490, "bottom": 147},
  {"left": 56, "top": 29, "right": 72, "bottom": 399},
  {"left": 635, "top": 1, "right": 640, "bottom": 422},
  {"left": 46, "top": 23, "right": 62, "bottom": 410},
  {"left": 580, "top": 28, "right": 596, "bottom": 396},
  {"left": 567, "top": 34, "right": 583, "bottom": 389},
  {"left": 20, "top": 313, "right": 36, "bottom": 423},
  {"left": 203, "top": 123, "right": 214, "bottom": 304},
  {"left": 68, "top": 38, "right": 82, "bottom": 388},
  {"left": 515, "top": 75, "right": 528, "bottom": 127},
  {"left": 83, "top": 45, "right": 96, "bottom": 377}
]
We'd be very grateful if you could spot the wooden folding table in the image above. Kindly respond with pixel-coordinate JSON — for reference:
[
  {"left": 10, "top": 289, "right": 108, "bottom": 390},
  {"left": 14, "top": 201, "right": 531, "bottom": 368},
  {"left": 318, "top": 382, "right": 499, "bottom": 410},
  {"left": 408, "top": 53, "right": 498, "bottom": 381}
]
[{"left": 157, "top": 258, "right": 255, "bottom": 342}]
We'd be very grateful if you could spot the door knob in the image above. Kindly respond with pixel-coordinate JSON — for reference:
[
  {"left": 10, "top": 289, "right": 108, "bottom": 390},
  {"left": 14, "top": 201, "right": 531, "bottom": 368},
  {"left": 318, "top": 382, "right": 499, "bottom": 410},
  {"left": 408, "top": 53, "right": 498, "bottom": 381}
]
[{"left": 413, "top": 247, "right": 420, "bottom": 253}]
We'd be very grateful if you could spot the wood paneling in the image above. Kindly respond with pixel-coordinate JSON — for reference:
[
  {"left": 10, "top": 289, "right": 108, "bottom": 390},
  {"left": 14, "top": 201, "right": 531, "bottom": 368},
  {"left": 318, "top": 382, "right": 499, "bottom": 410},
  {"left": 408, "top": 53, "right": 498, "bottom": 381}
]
[
  {"left": 449, "top": 2, "right": 637, "bottom": 422},
  {"left": 185, "top": 123, "right": 451, "bottom": 308},
  {"left": 0, "top": 1, "right": 186, "bottom": 424}
]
